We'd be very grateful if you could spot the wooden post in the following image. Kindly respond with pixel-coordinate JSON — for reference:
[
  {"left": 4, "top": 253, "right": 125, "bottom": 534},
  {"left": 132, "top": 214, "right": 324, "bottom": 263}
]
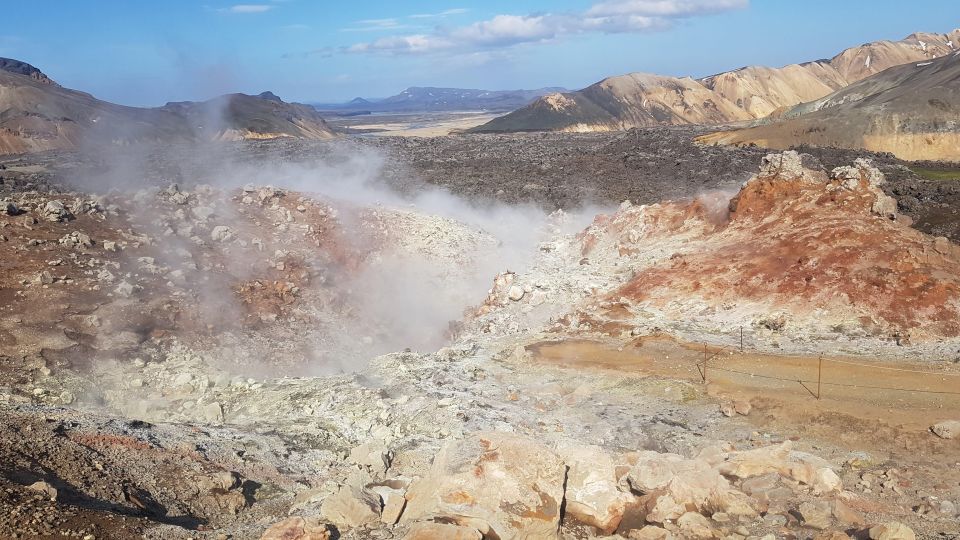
[
  {"left": 817, "top": 354, "right": 823, "bottom": 400},
  {"left": 703, "top": 343, "right": 708, "bottom": 383}
]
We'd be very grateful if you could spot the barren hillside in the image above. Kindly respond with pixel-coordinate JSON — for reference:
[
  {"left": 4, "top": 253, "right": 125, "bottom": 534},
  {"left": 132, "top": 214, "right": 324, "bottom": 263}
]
[
  {"left": 474, "top": 29, "right": 960, "bottom": 133},
  {"left": 698, "top": 51, "right": 960, "bottom": 160}
]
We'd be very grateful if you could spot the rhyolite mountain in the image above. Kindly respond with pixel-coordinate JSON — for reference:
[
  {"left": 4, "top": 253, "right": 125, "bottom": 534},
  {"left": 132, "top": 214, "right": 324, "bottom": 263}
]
[
  {"left": 697, "top": 50, "right": 960, "bottom": 161},
  {"left": 473, "top": 29, "right": 960, "bottom": 133},
  {"left": 0, "top": 59, "right": 334, "bottom": 154}
]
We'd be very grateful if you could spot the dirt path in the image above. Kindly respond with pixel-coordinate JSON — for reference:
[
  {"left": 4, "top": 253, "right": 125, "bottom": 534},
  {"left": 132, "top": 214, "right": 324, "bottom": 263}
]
[{"left": 530, "top": 336, "right": 960, "bottom": 450}]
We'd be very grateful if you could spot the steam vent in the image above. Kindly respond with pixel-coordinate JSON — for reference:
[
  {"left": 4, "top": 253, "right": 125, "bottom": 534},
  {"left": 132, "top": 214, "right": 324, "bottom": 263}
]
[{"left": 2, "top": 8, "right": 960, "bottom": 540}]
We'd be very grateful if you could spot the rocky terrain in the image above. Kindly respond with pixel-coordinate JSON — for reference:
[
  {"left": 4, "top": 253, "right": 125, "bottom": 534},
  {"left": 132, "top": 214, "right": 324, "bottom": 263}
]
[
  {"left": 697, "top": 51, "right": 960, "bottom": 160},
  {"left": 1, "top": 138, "right": 959, "bottom": 540},
  {"left": 0, "top": 60, "right": 334, "bottom": 155},
  {"left": 473, "top": 29, "right": 960, "bottom": 133}
]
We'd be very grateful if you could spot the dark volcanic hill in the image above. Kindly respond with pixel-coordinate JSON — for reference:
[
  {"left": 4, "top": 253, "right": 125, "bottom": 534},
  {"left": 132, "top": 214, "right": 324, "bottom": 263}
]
[
  {"left": 161, "top": 92, "right": 336, "bottom": 141},
  {"left": 474, "top": 29, "right": 960, "bottom": 133},
  {"left": 697, "top": 51, "right": 960, "bottom": 161},
  {"left": 0, "top": 59, "right": 335, "bottom": 154},
  {"left": 316, "top": 86, "right": 567, "bottom": 113}
]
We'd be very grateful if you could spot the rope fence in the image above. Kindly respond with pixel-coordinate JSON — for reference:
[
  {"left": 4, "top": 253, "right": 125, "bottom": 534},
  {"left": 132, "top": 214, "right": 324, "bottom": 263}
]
[{"left": 692, "top": 327, "right": 960, "bottom": 399}]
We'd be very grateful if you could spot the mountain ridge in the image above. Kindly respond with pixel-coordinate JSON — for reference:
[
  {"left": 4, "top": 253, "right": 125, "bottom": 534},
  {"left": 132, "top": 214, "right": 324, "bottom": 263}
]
[
  {"left": 0, "top": 61, "right": 335, "bottom": 154},
  {"left": 473, "top": 29, "right": 960, "bottom": 133},
  {"left": 696, "top": 51, "right": 960, "bottom": 161},
  {"left": 315, "top": 86, "right": 567, "bottom": 113}
]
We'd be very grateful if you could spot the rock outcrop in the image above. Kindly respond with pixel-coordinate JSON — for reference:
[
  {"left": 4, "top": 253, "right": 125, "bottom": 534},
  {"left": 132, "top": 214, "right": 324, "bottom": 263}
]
[{"left": 470, "top": 151, "right": 960, "bottom": 354}]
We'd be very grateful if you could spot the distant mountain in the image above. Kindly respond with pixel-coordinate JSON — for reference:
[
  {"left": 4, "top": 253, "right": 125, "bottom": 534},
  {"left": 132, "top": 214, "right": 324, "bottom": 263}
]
[
  {"left": 473, "top": 29, "right": 960, "bottom": 133},
  {"left": 315, "top": 86, "right": 567, "bottom": 113},
  {"left": 697, "top": 51, "right": 960, "bottom": 161},
  {"left": 0, "top": 59, "right": 334, "bottom": 154}
]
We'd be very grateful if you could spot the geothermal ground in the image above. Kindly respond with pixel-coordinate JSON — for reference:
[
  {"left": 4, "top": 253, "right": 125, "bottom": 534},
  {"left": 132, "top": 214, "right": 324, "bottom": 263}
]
[{"left": 1, "top": 130, "right": 959, "bottom": 540}]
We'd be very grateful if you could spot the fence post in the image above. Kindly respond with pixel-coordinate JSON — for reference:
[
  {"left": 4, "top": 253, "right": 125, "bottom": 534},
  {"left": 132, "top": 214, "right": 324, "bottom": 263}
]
[
  {"left": 817, "top": 354, "right": 823, "bottom": 400},
  {"left": 703, "top": 343, "right": 708, "bottom": 383}
]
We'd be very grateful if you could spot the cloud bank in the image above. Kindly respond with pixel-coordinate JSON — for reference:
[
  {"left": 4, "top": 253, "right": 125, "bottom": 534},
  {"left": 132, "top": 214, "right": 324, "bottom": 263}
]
[{"left": 342, "top": 0, "right": 747, "bottom": 55}]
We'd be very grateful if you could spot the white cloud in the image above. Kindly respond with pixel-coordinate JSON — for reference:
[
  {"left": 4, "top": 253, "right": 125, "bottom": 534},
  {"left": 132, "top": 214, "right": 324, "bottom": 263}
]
[
  {"left": 341, "top": 18, "right": 418, "bottom": 32},
  {"left": 342, "top": 0, "right": 747, "bottom": 55},
  {"left": 409, "top": 8, "right": 469, "bottom": 19},
  {"left": 221, "top": 4, "right": 273, "bottom": 13},
  {"left": 586, "top": 0, "right": 748, "bottom": 17},
  {"left": 347, "top": 34, "right": 452, "bottom": 54}
]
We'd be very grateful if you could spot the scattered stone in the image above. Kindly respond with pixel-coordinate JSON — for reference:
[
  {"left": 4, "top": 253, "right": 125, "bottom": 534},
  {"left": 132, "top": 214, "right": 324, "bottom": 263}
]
[
  {"left": 814, "top": 533, "right": 851, "bottom": 540},
  {"left": 732, "top": 399, "right": 751, "bottom": 415},
  {"left": 348, "top": 441, "right": 393, "bottom": 474},
  {"left": 628, "top": 526, "right": 672, "bottom": 540},
  {"left": 27, "top": 480, "right": 58, "bottom": 500},
  {"left": 798, "top": 501, "right": 832, "bottom": 530},
  {"left": 812, "top": 467, "right": 842, "bottom": 494},
  {"left": 259, "top": 516, "right": 332, "bottom": 540},
  {"left": 211, "top": 225, "right": 234, "bottom": 242},
  {"left": 868, "top": 522, "right": 916, "bottom": 540},
  {"left": 931, "top": 420, "right": 960, "bottom": 439},
  {"left": 720, "top": 403, "right": 735, "bottom": 417},
  {"left": 371, "top": 485, "right": 406, "bottom": 525},
  {"left": 319, "top": 485, "right": 381, "bottom": 529},
  {"left": 832, "top": 499, "right": 865, "bottom": 526},
  {"left": 103, "top": 240, "right": 117, "bottom": 252},
  {"left": 3, "top": 200, "right": 21, "bottom": 215},
  {"left": 402, "top": 522, "right": 482, "bottom": 540},
  {"left": 677, "top": 511, "right": 716, "bottom": 539},
  {"left": 41, "top": 200, "right": 73, "bottom": 222},
  {"left": 201, "top": 401, "right": 223, "bottom": 423},
  {"left": 114, "top": 280, "right": 135, "bottom": 298},
  {"left": 507, "top": 285, "right": 525, "bottom": 301}
]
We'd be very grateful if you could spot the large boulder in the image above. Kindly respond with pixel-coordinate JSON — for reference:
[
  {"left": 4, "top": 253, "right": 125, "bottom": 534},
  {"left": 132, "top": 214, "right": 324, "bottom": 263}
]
[
  {"left": 623, "top": 451, "right": 756, "bottom": 523},
  {"left": 401, "top": 432, "right": 566, "bottom": 539},
  {"left": 557, "top": 441, "right": 633, "bottom": 534}
]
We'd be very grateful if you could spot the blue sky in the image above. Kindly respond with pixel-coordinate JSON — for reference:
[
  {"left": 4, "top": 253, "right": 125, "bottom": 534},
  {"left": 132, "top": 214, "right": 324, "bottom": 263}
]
[{"left": 2, "top": 1, "right": 958, "bottom": 106}]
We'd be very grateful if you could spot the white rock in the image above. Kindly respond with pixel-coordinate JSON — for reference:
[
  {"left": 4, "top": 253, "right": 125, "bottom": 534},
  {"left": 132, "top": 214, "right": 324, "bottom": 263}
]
[{"left": 211, "top": 225, "right": 233, "bottom": 242}]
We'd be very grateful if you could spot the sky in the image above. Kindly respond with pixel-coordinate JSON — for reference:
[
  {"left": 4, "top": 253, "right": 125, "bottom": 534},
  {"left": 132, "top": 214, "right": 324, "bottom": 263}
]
[{"left": 1, "top": 1, "right": 958, "bottom": 107}]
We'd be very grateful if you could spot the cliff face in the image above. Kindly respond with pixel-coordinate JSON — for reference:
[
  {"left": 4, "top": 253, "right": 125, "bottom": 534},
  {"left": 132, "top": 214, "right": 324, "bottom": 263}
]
[{"left": 474, "top": 29, "right": 960, "bottom": 133}]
